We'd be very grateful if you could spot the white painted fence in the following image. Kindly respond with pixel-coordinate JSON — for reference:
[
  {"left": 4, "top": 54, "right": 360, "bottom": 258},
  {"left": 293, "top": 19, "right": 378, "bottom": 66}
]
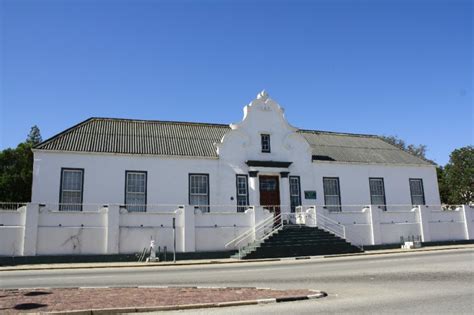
[{"left": 0, "top": 203, "right": 472, "bottom": 256}]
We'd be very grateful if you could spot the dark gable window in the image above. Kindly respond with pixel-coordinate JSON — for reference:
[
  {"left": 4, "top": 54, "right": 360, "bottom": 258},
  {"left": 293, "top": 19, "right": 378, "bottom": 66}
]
[
  {"left": 59, "top": 168, "right": 84, "bottom": 211},
  {"left": 261, "top": 134, "right": 271, "bottom": 153},
  {"left": 236, "top": 175, "right": 249, "bottom": 212},
  {"left": 289, "top": 176, "right": 302, "bottom": 213},
  {"left": 369, "top": 178, "right": 387, "bottom": 211},
  {"left": 409, "top": 178, "right": 425, "bottom": 206},
  {"left": 189, "top": 174, "right": 210, "bottom": 212},
  {"left": 125, "top": 171, "right": 147, "bottom": 212},
  {"left": 323, "top": 177, "right": 342, "bottom": 212}
]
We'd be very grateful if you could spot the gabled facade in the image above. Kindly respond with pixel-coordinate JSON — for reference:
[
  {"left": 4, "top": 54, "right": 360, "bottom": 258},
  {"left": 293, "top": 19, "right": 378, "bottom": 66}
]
[
  {"left": 4, "top": 91, "right": 473, "bottom": 258},
  {"left": 32, "top": 91, "right": 440, "bottom": 213}
]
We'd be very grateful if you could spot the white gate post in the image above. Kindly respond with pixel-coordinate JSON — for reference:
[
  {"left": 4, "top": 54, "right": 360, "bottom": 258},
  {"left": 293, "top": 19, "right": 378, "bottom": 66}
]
[
  {"left": 417, "top": 205, "right": 431, "bottom": 242},
  {"left": 180, "top": 205, "right": 195, "bottom": 252},
  {"left": 22, "top": 203, "right": 40, "bottom": 256},
  {"left": 105, "top": 204, "right": 120, "bottom": 254},
  {"left": 368, "top": 205, "right": 382, "bottom": 245},
  {"left": 461, "top": 205, "right": 473, "bottom": 240}
]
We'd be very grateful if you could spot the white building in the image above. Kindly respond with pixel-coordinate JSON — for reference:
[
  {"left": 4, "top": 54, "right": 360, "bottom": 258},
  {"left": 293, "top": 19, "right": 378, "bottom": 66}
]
[
  {"left": 1, "top": 91, "right": 472, "bottom": 258},
  {"left": 32, "top": 90, "right": 441, "bottom": 212}
]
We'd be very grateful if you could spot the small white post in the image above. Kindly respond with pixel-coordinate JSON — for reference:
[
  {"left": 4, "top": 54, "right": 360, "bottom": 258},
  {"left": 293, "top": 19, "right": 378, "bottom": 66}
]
[{"left": 461, "top": 205, "right": 473, "bottom": 240}]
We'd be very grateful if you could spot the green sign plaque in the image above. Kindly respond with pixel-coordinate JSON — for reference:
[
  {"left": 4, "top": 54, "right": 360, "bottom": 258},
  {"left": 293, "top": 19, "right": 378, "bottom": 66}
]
[{"left": 304, "top": 190, "right": 317, "bottom": 200}]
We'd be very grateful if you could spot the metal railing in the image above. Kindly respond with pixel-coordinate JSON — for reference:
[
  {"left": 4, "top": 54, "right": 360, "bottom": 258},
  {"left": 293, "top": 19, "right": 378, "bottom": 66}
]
[
  {"left": 225, "top": 212, "right": 291, "bottom": 259},
  {"left": 0, "top": 202, "right": 28, "bottom": 211},
  {"left": 315, "top": 210, "right": 346, "bottom": 239},
  {"left": 296, "top": 206, "right": 347, "bottom": 240}
]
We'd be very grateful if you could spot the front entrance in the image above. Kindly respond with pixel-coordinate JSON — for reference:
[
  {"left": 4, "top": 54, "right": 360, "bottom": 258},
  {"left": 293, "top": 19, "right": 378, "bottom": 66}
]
[{"left": 259, "top": 176, "right": 281, "bottom": 218}]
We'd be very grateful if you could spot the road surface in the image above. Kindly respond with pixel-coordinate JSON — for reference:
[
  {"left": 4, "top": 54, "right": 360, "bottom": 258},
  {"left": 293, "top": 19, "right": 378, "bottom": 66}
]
[{"left": 1, "top": 249, "right": 473, "bottom": 314}]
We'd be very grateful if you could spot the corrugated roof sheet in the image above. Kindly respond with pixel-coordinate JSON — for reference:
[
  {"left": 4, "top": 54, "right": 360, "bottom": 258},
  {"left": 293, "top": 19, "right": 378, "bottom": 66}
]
[
  {"left": 35, "top": 118, "right": 432, "bottom": 165},
  {"left": 298, "top": 130, "right": 431, "bottom": 165}
]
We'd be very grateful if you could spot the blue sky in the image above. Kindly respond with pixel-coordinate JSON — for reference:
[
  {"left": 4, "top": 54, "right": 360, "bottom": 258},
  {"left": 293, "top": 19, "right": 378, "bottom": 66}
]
[{"left": 1, "top": 0, "right": 472, "bottom": 165}]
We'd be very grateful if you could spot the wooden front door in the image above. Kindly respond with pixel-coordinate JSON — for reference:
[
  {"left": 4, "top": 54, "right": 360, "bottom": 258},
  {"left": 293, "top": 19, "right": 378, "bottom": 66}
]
[{"left": 259, "top": 176, "right": 281, "bottom": 217}]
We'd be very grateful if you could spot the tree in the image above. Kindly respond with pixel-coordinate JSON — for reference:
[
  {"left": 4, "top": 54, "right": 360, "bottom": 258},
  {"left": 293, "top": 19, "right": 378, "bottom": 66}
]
[
  {"left": 436, "top": 166, "right": 449, "bottom": 204},
  {"left": 0, "top": 126, "right": 42, "bottom": 202},
  {"left": 26, "top": 125, "right": 42, "bottom": 145},
  {"left": 381, "top": 135, "right": 429, "bottom": 161},
  {"left": 443, "top": 146, "right": 474, "bottom": 205}
]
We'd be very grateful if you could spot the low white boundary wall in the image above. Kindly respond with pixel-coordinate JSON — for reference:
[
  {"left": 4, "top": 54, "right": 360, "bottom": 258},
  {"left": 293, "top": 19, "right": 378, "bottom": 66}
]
[
  {"left": 318, "top": 205, "right": 474, "bottom": 246},
  {"left": 0, "top": 204, "right": 472, "bottom": 256},
  {"left": 0, "top": 204, "right": 272, "bottom": 256}
]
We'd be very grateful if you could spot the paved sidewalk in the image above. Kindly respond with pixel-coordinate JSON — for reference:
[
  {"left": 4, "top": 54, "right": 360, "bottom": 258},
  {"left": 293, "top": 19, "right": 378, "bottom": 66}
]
[
  {"left": 0, "top": 244, "right": 472, "bottom": 272},
  {"left": 0, "top": 287, "right": 324, "bottom": 314}
]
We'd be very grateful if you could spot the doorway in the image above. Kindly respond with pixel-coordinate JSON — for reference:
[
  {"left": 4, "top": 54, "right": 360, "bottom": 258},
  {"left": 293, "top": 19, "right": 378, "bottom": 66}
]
[{"left": 259, "top": 176, "right": 281, "bottom": 218}]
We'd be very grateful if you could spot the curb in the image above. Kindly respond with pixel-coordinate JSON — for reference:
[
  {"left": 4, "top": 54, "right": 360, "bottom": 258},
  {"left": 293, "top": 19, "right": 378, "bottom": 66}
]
[
  {"left": 15, "top": 286, "right": 327, "bottom": 314},
  {"left": 323, "top": 245, "right": 474, "bottom": 259},
  {"left": 2, "top": 245, "right": 473, "bottom": 272},
  {"left": 0, "top": 258, "right": 281, "bottom": 272}
]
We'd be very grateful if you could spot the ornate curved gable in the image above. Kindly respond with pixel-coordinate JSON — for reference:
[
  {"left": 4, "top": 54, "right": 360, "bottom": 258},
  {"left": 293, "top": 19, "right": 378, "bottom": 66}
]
[{"left": 217, "top": 91, "right": 312, "bottom": 164}]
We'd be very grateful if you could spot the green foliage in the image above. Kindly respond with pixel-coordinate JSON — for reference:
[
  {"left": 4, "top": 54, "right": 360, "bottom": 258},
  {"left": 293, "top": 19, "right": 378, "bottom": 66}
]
[
  {"left": 26, "top": 125, "right": 42, "bottom": 145},
  {"left": 381, "top": 135, "right": 428, "bottom": 160},
  {"left": 0, "top": 126, "right": 42, "bottom": 202},
  {"left": 436, "top": 166, "right": 449, "bottom": 204},
  {"left": 442, "top": 146, "right": 474, "bottom": 205}
]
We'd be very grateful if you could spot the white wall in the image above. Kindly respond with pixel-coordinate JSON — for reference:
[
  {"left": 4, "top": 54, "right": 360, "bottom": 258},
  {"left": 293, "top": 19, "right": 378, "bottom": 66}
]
[
  {"left": 308, "top": 163, "right": 440, "bottom": 210},
  {"left": 0, "top": 207, "right": 25, "bottom": 256},
  {"left": 0, "top": 204, "right": 473, "bottom": 256}
]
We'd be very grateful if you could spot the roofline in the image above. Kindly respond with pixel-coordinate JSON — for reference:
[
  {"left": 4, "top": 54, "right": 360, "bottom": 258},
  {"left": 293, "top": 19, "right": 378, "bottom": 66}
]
[
  {"left": 32, "top": 148, "right": 220, "bottom": 160},
  {"left": 375, "top": 136, "right": 437, "bottom": 166},
  {"left": 34, "top": 117, "right": 436, "bottom": 166},
  {"left": 34, "top": 117, "right": 231, "bottom": 151},
  {"left": 34, "top": 117, "right": 95, "bottom": 150},
  {"left": 312, "top": 159, "right": 437, "bottom": 168},
  {"left": 297, "top": 129, "right": 379, "bottom": 138},
  {"left": 87, "top": 117, "right": 231, "bottom": 128}
]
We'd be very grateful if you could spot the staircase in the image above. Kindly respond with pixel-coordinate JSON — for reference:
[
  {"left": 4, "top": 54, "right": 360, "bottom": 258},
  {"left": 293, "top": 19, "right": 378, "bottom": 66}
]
[{"left": 231, "top": 225, "right": 362, "bottom": 259}]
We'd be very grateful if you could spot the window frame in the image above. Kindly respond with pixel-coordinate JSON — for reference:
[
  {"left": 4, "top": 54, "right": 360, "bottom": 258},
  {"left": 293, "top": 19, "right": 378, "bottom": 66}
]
[
  {"left": 235, "top": 174, "right": 249, "bottom": 212},
  {"left": 261, "top": 134, "right": 271, "bottom": 153},
  {"left": 124, "top": 170, "right": 148, "bottom": 212},
  {"left": 59, "top": 168, "right": 84, "bottom": 211},
  {"left": 289, "top": 176, "right": 302, "bottom": 213},
  {"left": 369, "top": 177, "right": 387, "bottom": 211},
  {"left": 323, "top": 177, "right": 342, "bottom": 212},
  {"left": 409, "top": 178, "right": 426, "bottom": 206},
  {"left": 189, "top": 173, "right": 210, "bottom": 212}
]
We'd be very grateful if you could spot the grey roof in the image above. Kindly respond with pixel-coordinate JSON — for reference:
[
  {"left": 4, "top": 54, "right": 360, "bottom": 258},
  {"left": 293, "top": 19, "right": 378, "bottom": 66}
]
[
  {"left": 35, "top": 117, "right": 432, "bottom": 165},
  {"left": 298, "top": 130, "right": 432, "bottom": 165}
]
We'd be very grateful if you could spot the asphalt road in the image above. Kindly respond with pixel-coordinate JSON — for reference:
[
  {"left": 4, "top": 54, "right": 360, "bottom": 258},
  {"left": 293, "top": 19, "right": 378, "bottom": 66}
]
[{"left": 1, "top": 249, "right": 473, "bottom": 314}]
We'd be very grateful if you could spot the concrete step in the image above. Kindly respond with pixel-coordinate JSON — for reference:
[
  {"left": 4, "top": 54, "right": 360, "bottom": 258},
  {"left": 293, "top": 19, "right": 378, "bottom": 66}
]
[{"left": 235, "top": 225, "right": 362, "bottom": 259}]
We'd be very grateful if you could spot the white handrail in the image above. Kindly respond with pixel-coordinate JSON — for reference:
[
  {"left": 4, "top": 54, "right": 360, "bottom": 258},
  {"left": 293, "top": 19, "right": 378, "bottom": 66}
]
[
  {"left": 226, "top": 212, "right": 291, "bottom": 259},
  {"left": 225, "top": 212, "right": 275, "bottom": 248},
  {"left": 233, "top": 213, "right": 282, "bottom": 248},
  {"left": 316, "top": 212, "right": 346, "bottom": 239}
]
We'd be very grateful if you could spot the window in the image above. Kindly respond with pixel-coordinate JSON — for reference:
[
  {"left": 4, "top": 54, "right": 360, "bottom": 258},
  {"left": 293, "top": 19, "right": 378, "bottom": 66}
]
[
  {"left": 369, "top": 178, "right": 387, "bottom": 211},
  {"left": 409, "top": 178, "right": 425, "bottom": 206},
  {"left": 236, "top": 175, "right": 249, "bottom": 212},
  {"left": 261, "top": 134, "right": 271, "bottom": 153},
  {"left": 59, "top": 168, "right": 84, "bottom": 211},
  {"left": 323, "top": 177, "right": 341, "bottom": 211},
  {"left": 289, "top": 176, "right": 302, "bottom": 213},
  {"left": 189, "top": 174, "right": 210, "bottom": 212},
  {"left": 125, "top": 171, "right": 147, "bottom": 212}
]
